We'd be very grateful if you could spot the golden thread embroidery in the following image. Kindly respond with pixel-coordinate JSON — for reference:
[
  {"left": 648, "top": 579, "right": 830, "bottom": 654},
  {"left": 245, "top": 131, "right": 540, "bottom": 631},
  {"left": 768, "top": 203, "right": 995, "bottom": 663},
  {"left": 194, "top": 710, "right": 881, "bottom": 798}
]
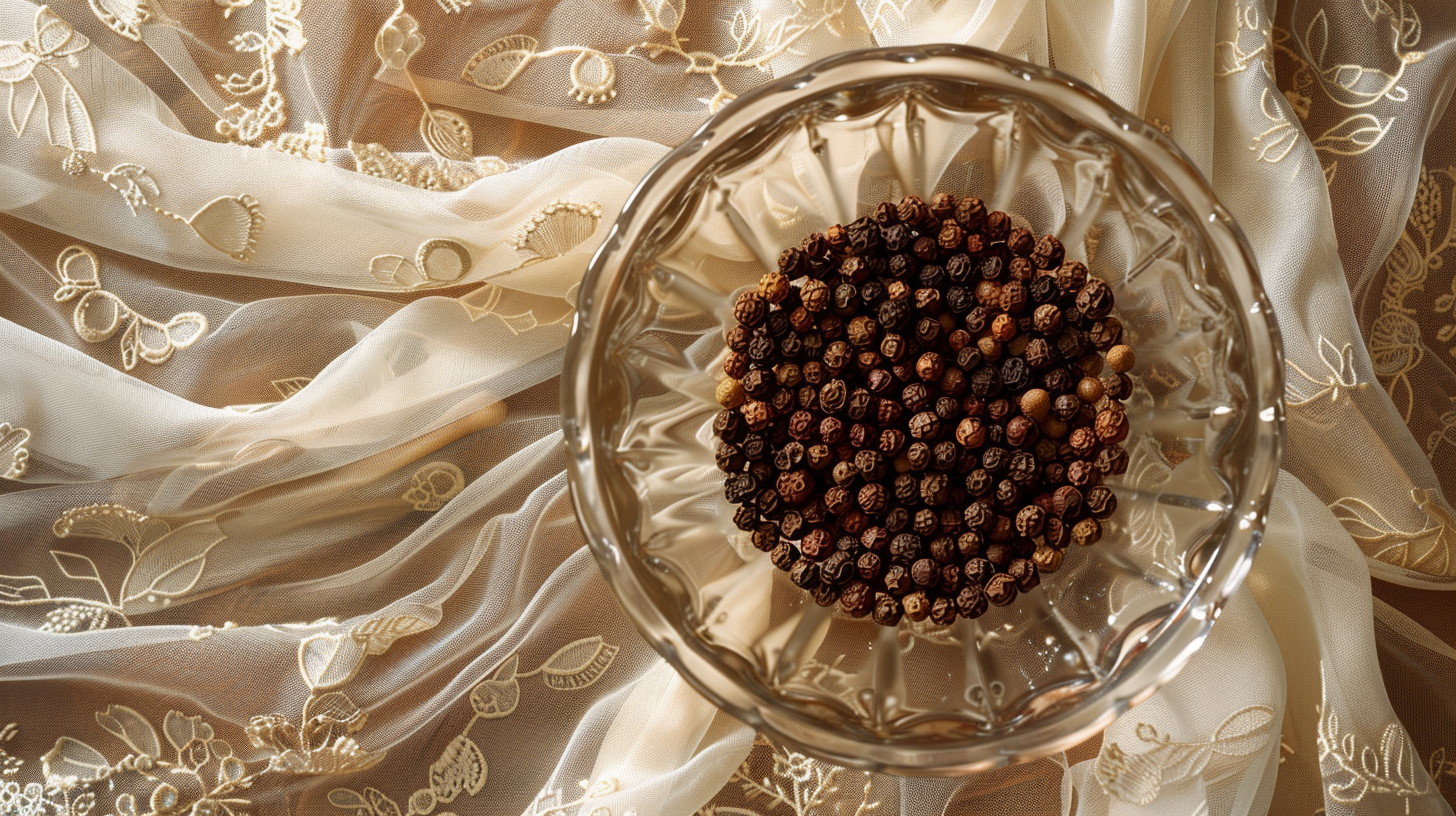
[
  {"left": 0, "top": 620, "right": 427, "bottom": 816},
  {"left": 377, "top": 5, "right": 492, "bottom": 169},
  {"left": 1094, "top": 706, "right": 1275, "bottom": 805},
  {"left": 0, "top": 503, "right": 230, "bottom": 630},
  {"left": 1214, "top": 2, "right": 1271, "bottom": 77},
  {"left": 1286, "top": 336, "right": 1365, "bottom": 407},
  {"left": 1429, "top": 747, "right": 1455, "bottom": 796},
  {"left": 85, "top": 0, "right": 150, "bottom": 42},
  {"left": 349, "top": 141, "right": 506, "bottom": 191},
  {"left": 1301, "top": 3, "right": 1423, "bottom": 111},
  {"left": 463, "top": 0, "right": 849, "bottom": 112},
  {"left": 0, "top": 6, "right": 97, "bottom": 154},
  {"left": 514, "top": 200, "right": 603, "bottom": 263},
  {"left": 696, "top": 735, "right": 879, "bottom": 816},
  {"left": 52, "top": 246, "right": 209, "bottom": 371},
  {"left": 1371, "top": 166, "right": 1454, "bottom": 423},
  {"left": 371, "top": 238, "right": 473, "bottom": 289},
  {"left": 403, "top": 462, "right": 465, "bottom": 511},
  {"left": 0, "top": 423, "right": 30, "bottom": 480},
  {"left": 1330, "top": 488, "right": 1454, "bottom": 577},
  {"left": 266, "top": 121, "right": 328, "bottom": 162},
  {"left": 1316, "top": 669, "right": 1432, "bottom": 808},
  {"left": 1251, "top": 86, "right": 1299, "bottom": 164},
  {"left": 328, "top": 637, "right": 619, "bottom": 816},
  {"left": 213, "top": 0, "right": 306, "bottom": 143}
]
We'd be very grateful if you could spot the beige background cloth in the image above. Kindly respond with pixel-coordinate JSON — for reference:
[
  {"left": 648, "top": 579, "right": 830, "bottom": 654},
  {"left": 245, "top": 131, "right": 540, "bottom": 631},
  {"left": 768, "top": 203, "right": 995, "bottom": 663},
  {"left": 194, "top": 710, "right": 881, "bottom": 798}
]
[{"left": 1, "top": 0, "right": 1454, "bottom": 814}]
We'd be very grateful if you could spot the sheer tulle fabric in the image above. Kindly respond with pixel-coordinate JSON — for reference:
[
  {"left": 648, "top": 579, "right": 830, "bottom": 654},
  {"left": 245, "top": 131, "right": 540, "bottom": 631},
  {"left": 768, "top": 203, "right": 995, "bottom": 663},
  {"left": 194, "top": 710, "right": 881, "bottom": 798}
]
[{"left": 0, "top": 1, "right": 1453, "bottom": 815}]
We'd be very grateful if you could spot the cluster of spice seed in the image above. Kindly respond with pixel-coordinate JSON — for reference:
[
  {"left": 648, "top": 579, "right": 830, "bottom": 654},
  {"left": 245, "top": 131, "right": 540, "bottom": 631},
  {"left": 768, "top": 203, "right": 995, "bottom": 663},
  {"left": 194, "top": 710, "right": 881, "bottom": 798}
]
[{"left": 713, "top": 193, "right": 1136, "bottom": 628}]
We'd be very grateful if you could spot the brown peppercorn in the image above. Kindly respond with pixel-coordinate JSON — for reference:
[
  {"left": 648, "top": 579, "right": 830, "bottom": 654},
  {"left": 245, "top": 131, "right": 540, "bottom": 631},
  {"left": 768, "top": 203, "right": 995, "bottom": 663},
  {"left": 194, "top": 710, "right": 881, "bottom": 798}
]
[
  {"left": 872, "top": 593, "right": 904, "bottom": 626},
  {"left": 1043, "top": 517, "right": 1069, "bottom": 549},
  {"left": 801, "top": 528, "right": 832, "bottom": 559},
  {"left": 854, "top": 449, "right": 886, "bottom": 480},
  {"left": 1030, "top": 234, "right": 1064, "bottom": 269},
  {"left": 1052, "top": 485, "right": 1084, "bottom": 518},
  {"left": 1005, "top": 227, "right": 1034, "bottom": 256},
  {"left": 1032, "top": 545, "right": 1064, "bottom": 572},
  {"left": 903, "top": 591, "right": 931, "bottom": 622},
  {"left": 1094, "top": 406, "right": 1129, "bottom": 445},
  {"left": 1015, "top": 505, "right": 1046, "bottom": 537},
  {"left": 1033, "top": 304, "right": 1062, "bottom": 334},
  {"left": 1020, "top": 389, "right": 1051, "bottom": 421},
  {"left": 856, "top": 551, "right": 884, "bottom": 581},
  {"left": 878, "top": 428, "right": 907, "bottom": 457},
  {"left": 723, "top": 351, "right": 748, "bottom": 380},
  {"left": 985, "top": 573, "right": 1019, "bottom": 606},
  {"left": 1088, "top": 317, "right": 1123, "bottom": 350},
  {"left": 939, "top": 366, "right": 967, "bottom": 396},
  {"left": 913, "top": 508, "right": 940, "bottom": 536},
  {"left": 964, "top": 502, "right": 994, "bottom": 531},
  {"left": 1076, "top": 278, "right": 1114, "bottom": 319},
  {"left": 1008, "top": 257, "right": 1035, "bottom": 282},
  {"left": 770, "top": 541, "right": 797, "bottom": 570},
  {"left": 884, "top": 564, "right": 913, "bottom": 595},
  {"left": 909, "top": 411, "right": 942, "bottom": 441},
  {"left": 777, "top": 471, "right": 812, "bottom": 504},
  {"left": 984, "top": 541, "right": 1013, "bottom": 568},
  {"left": 741, "top": 400, "right": 771, "bottom": 432},
  {"left": 978, "top": 336, "right": 1002, "bottom": 362},
  {"left": 1007, "top": 558, "right": 1041, "bottom": 592},
  {"left": 1107, "top": 344, "right": 1136, "bottom": 373},
  {"left": 857, "top": 482, "right": 888, "bottom": 514},
  {"left": 990, "top": 313, "right": 1017, "bottom": 342},
  {"left": 1053, "top": 394, "right": 1081, "bottom": 421},
  {"left": 1093, "top": 444, "right": 1129, "bottom": 476},
  {"left": 1068, "top": 427, "right": 1097, "bottom": 457},
  {"left": 916, "top": 352, "right": 945, "bottom": 382},
  {"left": 1005, "top": 415, "right": 1039, "bottom": 449},
  {"left": 910, "top": 558, "right": 939, "bottom": 589},
  {"left": 789, "top": 558, "right": 820, "bottom": 589},
  {"left": 1055, "top": 260, "right": 1088, "bottom": 294},
  {"left": 1071, "top": 517, "right": 1102, "bottom": 547},
  {"left": 937, "top": 220, "right": 964, "bottom": 251},
  {"left": 801, "top": 279, "right": 830, "bottom": 313},
  {"left": 1085, "top": 485, "right": 1118, "bottom": 517},
  {"left": 750, "top": 523, "right": 777, "bottom": 552},
  {"left": 1066, "top": 460, "right": 1099, "bottom": 487},
  {"left": 1024, "top": 338, "right": 1054, "bottom": 370},
  {"left": 956, "top": 418, "right": 987, "bottom": 449},
  {"left": 840, "top": 582, "right": 874, "bottom": 617},
  {"left": 930, "top": 595, "right": 959, "bottom": 625},
  {"left": 734, "top": 291, "right": 767, "bottom": 327},
  {"left": 717, "top": 378, "right": 747, "bottom": 408},
  {"left": 1076, "top": 376, "right": 1105, "bottom": 404},
  {"left": 956, "top": 584, "right": 989, "bottom": 618},
  {"left": 920, "top": 472, "right": 950, "bottom": 506},
  {"left": 847, "top": 315, "right": 879, "bottom": 347},
  {"left": 984, "top": 210, "right": 1011, "bottom": 241},
  {"left": 1000, "top": 281, "right": 1028, "bottom": 314}
]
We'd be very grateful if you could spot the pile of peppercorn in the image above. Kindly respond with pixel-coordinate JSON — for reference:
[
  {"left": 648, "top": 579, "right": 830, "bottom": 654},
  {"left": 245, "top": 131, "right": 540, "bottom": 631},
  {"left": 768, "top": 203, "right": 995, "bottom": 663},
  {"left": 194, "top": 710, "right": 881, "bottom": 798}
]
[{"left": 713, "top": 193, "right": 1135, "bottom": 628}]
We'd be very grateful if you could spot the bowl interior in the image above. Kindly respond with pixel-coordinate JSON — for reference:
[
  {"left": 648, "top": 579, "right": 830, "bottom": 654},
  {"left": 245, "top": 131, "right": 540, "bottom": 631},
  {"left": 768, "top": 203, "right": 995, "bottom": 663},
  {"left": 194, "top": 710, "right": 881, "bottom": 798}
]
[{"left": 567, "top": 48, "right": 1278, "bottom": 773}]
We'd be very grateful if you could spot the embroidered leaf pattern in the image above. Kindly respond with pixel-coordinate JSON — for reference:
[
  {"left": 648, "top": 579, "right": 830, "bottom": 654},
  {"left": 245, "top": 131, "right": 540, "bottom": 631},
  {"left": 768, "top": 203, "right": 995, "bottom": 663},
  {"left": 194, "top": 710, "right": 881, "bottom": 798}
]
[
  {"left": 40, "top": 736, "right": 110, "bottom": 785},
  {"left": 121, "top": 519, "right": 227, "bottom": 609},
  {"left": 0, "top": 574, "right": 50, "bottom": 603},
  {"left": 469, "top": 655, "right": 519, "bottom": 719},
  {"left": 53, "top": 505, "right": 167, "bottom": 556},
  {"left": 1312, "top": 114, "right": 1394, "bottom": 157},
  {"left": 538, "top": 636, "right": 619, "bottom": 690},
  {"left": 299, "top": 632, "right": 368, "bottom": 690},
  {"left": 95, "top": 705, "right": 160, "bottom": 758},
  {"left": 420, "top": 109, "right": 472, "bottom": 163},
  {"left": 428, "top": 735, "right": 486, "bottom": 803},
  {"left": 51, "top": 551, "right": 103, "bottom": 583},
  {"left": 350, "top": 615, "right": 432, "bottom": 655},
  {"left": 461, "top": 35, "right": 538, "bottom": 90}
]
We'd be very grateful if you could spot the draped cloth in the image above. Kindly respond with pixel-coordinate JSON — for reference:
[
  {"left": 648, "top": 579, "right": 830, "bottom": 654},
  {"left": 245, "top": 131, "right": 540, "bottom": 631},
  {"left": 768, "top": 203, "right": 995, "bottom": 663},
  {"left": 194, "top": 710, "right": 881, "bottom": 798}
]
[{"left": 1, "top": 1, "right": 1454, "bottom": 814}]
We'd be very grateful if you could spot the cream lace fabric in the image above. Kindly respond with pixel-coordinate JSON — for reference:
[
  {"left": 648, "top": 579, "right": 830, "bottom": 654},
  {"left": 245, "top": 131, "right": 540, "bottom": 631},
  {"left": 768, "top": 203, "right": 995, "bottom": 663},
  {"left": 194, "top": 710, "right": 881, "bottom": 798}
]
[{"left": 1, "top": 1, "right": 1454, "bottom": 815}]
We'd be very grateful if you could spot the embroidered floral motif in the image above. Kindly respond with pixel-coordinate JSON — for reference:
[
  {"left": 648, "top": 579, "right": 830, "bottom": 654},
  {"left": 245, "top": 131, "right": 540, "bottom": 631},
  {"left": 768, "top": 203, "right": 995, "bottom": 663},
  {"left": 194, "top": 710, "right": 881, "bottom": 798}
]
[
  {"left": 0, "top": 6, "right": 97, "bottom": 155},
  {"left": 349, "top": 141, "right": 507, "bottom": 191},
  {"left": 514, "top": 200, "right": 603, "bottom": 263},
  {"left": 0, "top": 619, "right": 428, "bottom": 816},
  {"left": 1286, "top": 335, "right": 1366, "bottom": 407},
  {"left": 403, "top": 463, "right": 466, "bottom": 511},
  {"left": 371, "top": 239, "right": 473, "bottom": 289},
  {"left": 328, "top": 637, "right": 619, "bottom": 816},
  {"left": 1094, "top": 706, "right": 1275, "bottom": 805},
  {"left": 0, "top": 423, "right": 30, "bottom": 480},
  {"left": 1214, "top": 2, "right": 1272, "bottom": 77},
  {"left": 0, "top": 502, "right": 229, "bottom": 630},
  {"left": 1329, "top": 488, "right": 1454, "bottom": 577},
  {"left": 373, "top": 5, "right": 503, "bottom": 181},
  {"left": 266, "top": 121, "right": 328, "bottom": 162},
  {"left": 213, "top": 0, "right": 306, "bottom": 143},
  {"left": 463, "top": 0, "right": 851, "bottom": 111},
  {"left": 85, "top": 0, "right": 150, "bottom": 42},
  {"left": 695, "top": 735, "right": 879, "bottom": 816},
  {"left": 1316, "top": 669, "right": 1432, "bottom": 808},
  {"left": 50, "top": 246, "right": 209, "bottom": 370}
]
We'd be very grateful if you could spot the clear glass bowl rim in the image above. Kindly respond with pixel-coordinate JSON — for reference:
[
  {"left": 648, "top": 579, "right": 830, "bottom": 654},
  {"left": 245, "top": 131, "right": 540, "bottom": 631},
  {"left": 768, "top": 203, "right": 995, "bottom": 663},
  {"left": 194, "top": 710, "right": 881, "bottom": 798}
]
[{"left": 563, "top": 44, "right": 1285, "bottom": 774}]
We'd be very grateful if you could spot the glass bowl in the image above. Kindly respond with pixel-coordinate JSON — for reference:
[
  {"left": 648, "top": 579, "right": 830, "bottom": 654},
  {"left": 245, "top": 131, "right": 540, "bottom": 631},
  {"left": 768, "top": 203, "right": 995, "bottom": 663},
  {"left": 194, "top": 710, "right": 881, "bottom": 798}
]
[{"left": 563, "top": 45, "right": 1282, "bottom": 774}]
